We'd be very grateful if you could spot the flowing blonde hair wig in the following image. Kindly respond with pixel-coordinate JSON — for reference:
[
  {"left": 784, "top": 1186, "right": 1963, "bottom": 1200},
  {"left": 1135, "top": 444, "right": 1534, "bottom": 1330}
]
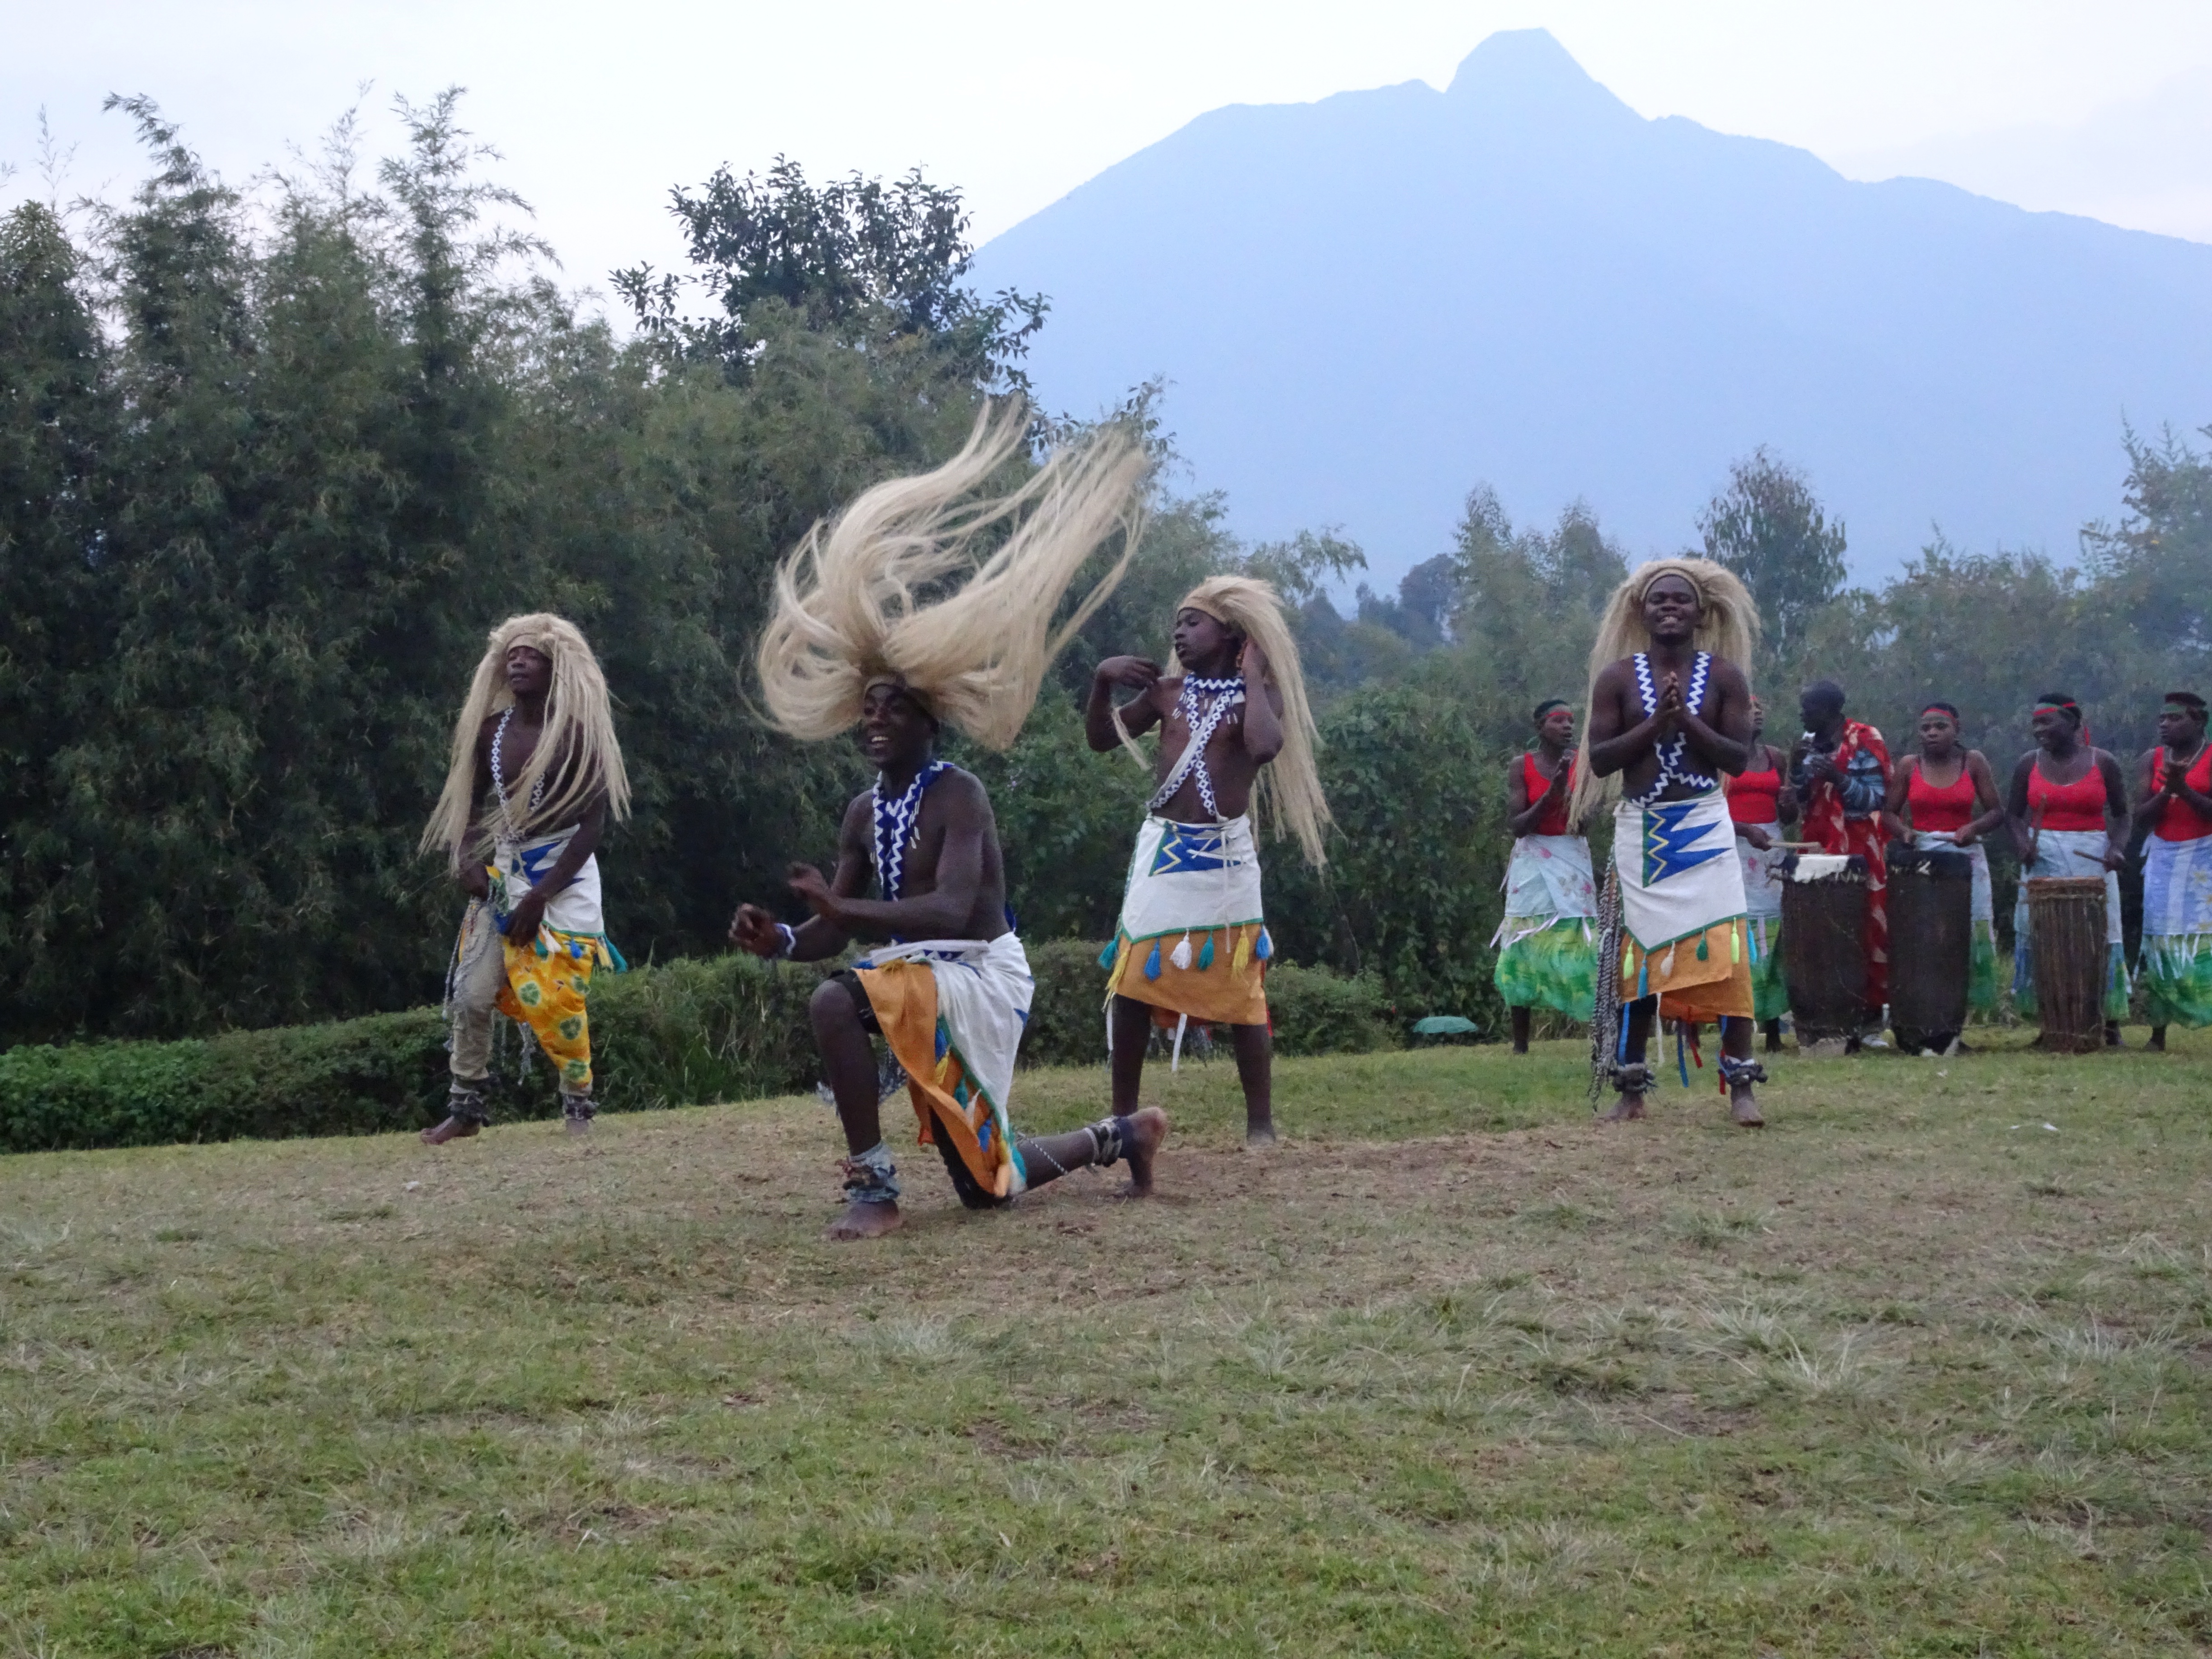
[
  {"left": 1567, "top": 558, "right": 1761, "bottom": 826},
  {"left": 755, "top": 401, "right": 1149, "bottom": 751},
  {"left": 421, "top": 614, "right": 632, "bottom": 869},
  {"left": 1175, "top": 574, "right": 1332, "bottom": 867}
]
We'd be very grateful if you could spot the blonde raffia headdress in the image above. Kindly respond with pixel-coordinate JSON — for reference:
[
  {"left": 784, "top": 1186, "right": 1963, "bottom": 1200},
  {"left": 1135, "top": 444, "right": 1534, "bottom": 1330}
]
[
  {"left": 420, "top": 614, "right": 632, "bottom": 869},
  {"left": 1566, "top": 557, "right": 1760, "bottom": 826},
  {"left": 1173, "top": 574, "right": 1332, "bottom": 867},
  {"left": 755, "top": 400, "right": 1149, "bottom": 750}
]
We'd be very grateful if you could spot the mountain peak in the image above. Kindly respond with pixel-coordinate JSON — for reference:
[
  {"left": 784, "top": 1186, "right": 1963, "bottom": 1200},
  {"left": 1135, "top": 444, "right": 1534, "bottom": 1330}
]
[{"left": 1445, "top": 29, "right": 1634, "bottom": 122}]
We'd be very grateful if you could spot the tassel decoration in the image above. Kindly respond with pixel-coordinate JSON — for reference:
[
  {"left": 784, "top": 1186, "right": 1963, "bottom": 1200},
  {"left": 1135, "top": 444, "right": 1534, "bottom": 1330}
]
[
  {"left": 1097, "top": 939, "right": 1119, "bottom": 970},
  {"left": 1198, "top": 933, "right": 1216, "bottom": 970},
  {"left": 1144, "top": 941, "right": 1163, "bottom": 980},
  {"left": 1255, "top": 928, "right": 1274, "bottom": 962},
  {"left": 1171, "top": 933, "right": 1194, "bottom": 971}
]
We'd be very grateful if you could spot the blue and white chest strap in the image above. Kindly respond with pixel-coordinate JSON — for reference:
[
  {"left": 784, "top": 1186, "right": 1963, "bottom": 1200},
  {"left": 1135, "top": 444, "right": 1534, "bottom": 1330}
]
[
  {"left": 1148, "top": 675, "right": 1246, "bottom": 819},
  {"left": 872, "top": 760, "right": 949, "bottom": 902},
  {"left": 1629, "top": 651, "right": 1718, "bottom": 804}
]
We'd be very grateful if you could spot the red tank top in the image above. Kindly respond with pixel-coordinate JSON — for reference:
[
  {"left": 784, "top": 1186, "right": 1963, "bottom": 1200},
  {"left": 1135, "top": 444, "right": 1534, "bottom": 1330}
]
[
  {"left": 2153, "top": 743, "right": 2212, "bottom": 841},
  {"left": 2027, "top": 760, "right": 2108, "bottom": 832},
  {"left": 1907, "top": 760, "right": 1976, "bottom": 833},
  {"left": 1521, "top": 753, "right": 1574, "bottom": 837},
  {"left": 1725, "top": 756, "right": 1781, "bottom": 825}
]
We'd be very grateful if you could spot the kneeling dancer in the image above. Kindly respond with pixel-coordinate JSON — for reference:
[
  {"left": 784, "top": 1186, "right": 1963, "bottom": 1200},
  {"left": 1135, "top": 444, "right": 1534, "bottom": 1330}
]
[
  {"left": 735, "top": 404, "right": 1164, "bottom": 1240},
  {"left": 1576, "top": 560, "right": 1767, "bottom": 1126},
  {"left": 1086, "top": 575, "right": 1331, "bottom": 1144},
  {"left": 420, "top": 615, "right": 631, "bottom": 1142}
]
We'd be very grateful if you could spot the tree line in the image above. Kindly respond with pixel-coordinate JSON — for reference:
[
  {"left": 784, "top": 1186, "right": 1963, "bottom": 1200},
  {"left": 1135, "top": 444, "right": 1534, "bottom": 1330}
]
[{"left": 4, "top": 95, "right": 2208, "bottom": 1048}]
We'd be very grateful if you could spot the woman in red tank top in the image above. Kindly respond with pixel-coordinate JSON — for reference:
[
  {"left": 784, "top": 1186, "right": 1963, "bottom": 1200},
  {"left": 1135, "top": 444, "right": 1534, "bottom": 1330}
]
[
  {"left": 1497, "top": 699, "right": 1598, "bottom": 1052},
  {"left": 1721, "top": 695, "right": 1797, "bottom": 1042},
  {"left": 1889, "top": 701, "right": 2004, "bottom": 1015},
  {"left": 2005, "top": 693, "right": 2131, "bottom": 1042},
  {"left": 2130, "top": 691, "right": 2212, "bottom": 1046},
  {"left": 1888, "top": 703, "right": 2002, "bottom": 845}
]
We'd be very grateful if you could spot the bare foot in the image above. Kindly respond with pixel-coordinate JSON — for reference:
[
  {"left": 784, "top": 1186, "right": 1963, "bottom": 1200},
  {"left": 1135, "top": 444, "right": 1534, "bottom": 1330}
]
[
  {"left": 2150, "top": 1026, "right": 2168, "bottom": 1052},
  {"left": 1111, "top": 1106, "right": 1170, "bottom": 1196},
  {"left": 564, "top": 1115, "right": 591, "bottom": 1137},
  {"left": 1245, "top": 1118, "right": 1278, "bottom": 1148},
  {"left": 1730, "top": 1088, "right": 1765, "bottom": 1128},
  {"left": 1598, "top": 1093, "right": 1647, "bottom": 1123},
  {"left": 826, "top": 1199, "right": 903, "bottom": 1242},
  {"left": 420, "top": 1116, "right": 480, "bottom": 1145}
]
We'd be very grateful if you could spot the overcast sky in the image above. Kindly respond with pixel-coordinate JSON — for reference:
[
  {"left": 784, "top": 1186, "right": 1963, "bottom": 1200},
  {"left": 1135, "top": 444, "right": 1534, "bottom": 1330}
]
[{"left": 9, "top": 0, "right": 2212, "bottom": 317}]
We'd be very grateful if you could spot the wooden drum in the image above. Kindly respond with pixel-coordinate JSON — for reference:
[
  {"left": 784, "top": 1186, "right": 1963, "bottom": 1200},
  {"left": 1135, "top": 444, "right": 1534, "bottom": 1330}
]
[
  {"left": 1887, "top": 843, "right": 1972, "bottom": 1054},
  {"left": 1781, "top": 857, "right": 1867, "bottom": 1044},
  {"left": 2025, "top": 876, "right": 2108, "bottom": 1054}
]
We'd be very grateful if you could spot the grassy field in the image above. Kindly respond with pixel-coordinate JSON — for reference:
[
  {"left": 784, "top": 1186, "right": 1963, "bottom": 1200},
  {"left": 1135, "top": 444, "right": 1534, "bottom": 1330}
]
[{"left": 4, "top": 1032, "right": 2211, "bottom": 1656}]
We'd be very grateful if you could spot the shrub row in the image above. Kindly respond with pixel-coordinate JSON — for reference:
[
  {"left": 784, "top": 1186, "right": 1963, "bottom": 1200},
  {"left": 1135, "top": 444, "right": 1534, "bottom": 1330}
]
[{"left": 0, "top": 943, "right": 1396, "bottom": 1153}]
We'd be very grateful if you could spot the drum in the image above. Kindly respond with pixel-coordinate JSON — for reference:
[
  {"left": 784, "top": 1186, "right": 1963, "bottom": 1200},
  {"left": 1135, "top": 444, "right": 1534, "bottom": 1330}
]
[
  {"left": 2025, "top": 876, "right": 2109, "bottom": 1053},
  {"left": 1887, "top": 843, "right": 1972, "bottom": 1054},
  {"left": 1781, "top": 854, "right": 1868, "bottom": 1045}
]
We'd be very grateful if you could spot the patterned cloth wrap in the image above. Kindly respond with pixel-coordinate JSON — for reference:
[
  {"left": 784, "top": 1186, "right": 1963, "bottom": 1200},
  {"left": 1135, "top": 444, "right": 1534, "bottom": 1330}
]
[
  {"left": 1796, "top": 720, "right": 1893, "bottom": 1013},
  {"left": 853, "top": 933, "right": 1036, "bottom": 1204},
  {"left": 1491, "top": 834, "right": 1598, "bottom": 1020},
  {"left": 1103, "top": 813, "right": 1271, "bottom": 1027},
  {"left": 1733, "top": 820, "right": 1790, "bottom": 1023},
  {"left": 1612, "top": 790, "right": 1754, "bottom": 1022},
  {"left": 468, "top": 825, "right": 625, "bottom": 1092},
  {"left": 1912, "top": 829, "right": 2000, "bottom": 1014},
  {"left": 2011, "top": 828, "right": 2129, "bottom": 1022},
  {"left": 2139, "top": 832, "right": 2212, "bottom": 1028}
]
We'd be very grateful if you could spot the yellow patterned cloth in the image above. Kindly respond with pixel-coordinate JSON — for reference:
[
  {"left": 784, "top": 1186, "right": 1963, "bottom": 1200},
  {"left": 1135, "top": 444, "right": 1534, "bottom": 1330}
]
[{"left": 495, "top": 923, "right": 621, "bottom": 1093}]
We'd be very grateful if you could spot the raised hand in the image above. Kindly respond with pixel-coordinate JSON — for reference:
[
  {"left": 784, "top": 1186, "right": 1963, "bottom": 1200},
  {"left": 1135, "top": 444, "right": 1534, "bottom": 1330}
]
[
  {"left": 1096, "top": 655, "right": 1162, "bottom": 694},
  {"left": 786, "top": 861, "right": 842, "bottom": 923},
  {"left": 729, "top": 902, "right": 783, "bottom": 957},
  {"left": 1742, "top": 825, "right": 1774, "bottom": 851},
  {"left": 1238, "top": 637, "right": 1270, "bottom": 684},
  {"left": 1544, "top": 764, "right": 1570, "bottom": 800},
  {"left": 1656, "top": 673, "right": 1685, "bottom": 730}
]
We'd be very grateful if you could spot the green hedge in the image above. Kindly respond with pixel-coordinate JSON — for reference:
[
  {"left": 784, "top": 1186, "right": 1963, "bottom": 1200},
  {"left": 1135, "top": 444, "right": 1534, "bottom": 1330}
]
[{"left": 0, "top": 942, "right": 1397, "bottom": 1153}]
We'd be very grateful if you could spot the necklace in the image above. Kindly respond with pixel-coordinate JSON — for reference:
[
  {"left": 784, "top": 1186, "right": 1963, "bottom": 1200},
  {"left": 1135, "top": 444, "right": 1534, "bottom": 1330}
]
[{"left": 490, "top": 707, "right": 548, "bottom": 835}]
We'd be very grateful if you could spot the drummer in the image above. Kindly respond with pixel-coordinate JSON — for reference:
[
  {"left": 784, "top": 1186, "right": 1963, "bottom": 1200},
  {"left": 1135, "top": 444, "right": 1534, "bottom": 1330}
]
[
  {"left": 2130, "top": 691, "right": 2212, "bottom": 1049},
  {"left": 2004, "top": 694, "right": 2130, "bottom": 1045},
  {"left": 1724, "top": 694, "right": 1799, "bottom": 1050},
  {"left": 1887, "top": 701, "right": 2005, "bottom": 1018},
  {"left": 1494, "top": 699, "right": 1598, "bottom": 1053},
  {"left": 1791, "top": 680, "right": 1893, "bottom": 1045}
]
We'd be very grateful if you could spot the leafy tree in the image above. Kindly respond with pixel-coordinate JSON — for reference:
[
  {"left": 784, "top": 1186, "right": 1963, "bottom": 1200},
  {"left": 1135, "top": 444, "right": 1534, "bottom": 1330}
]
[
  {"left": 1698, "top": 446, "right": 1846, "bottom": 674},
  {"left": 613, "top": 157, "right": 1045, "bottom": 392}
]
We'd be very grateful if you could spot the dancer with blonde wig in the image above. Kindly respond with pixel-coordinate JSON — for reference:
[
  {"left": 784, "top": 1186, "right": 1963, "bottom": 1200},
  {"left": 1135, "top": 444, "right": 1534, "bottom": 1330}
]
[
  {"left": 421, "top": 614, "right": 632, "bottom": 1143},
  {"left": 1086, "top": 573, "right": 1329, "bottom": 1144},
  {"left": 734, "top": 403, "right": 1168, "bottom": 1241},
  {"left": 1575, "top": 559, "right": 1768, "bottom": 1126}
]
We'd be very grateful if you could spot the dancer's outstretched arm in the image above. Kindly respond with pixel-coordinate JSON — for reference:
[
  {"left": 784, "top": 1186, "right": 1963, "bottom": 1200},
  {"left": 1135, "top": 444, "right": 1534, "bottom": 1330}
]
[{"left": 730, "top": 795, "right": 872, "bottom": 961}]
